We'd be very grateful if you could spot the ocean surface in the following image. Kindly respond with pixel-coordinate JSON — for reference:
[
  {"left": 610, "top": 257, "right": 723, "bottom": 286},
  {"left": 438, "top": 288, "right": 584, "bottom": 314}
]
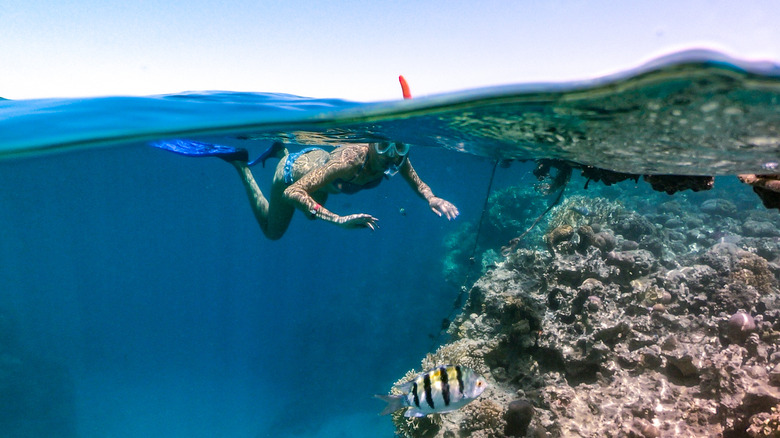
[{"left": 0, "top": 49, "right": 778, "bottom": 437}]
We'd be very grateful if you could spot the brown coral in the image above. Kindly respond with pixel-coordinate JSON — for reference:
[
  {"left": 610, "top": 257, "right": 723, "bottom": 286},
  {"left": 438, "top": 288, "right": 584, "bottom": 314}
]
[
  {"left": 739, "top": 174, "right": 780, "bottom": 210},
  {"left": 545, "top": 225, "right": 574, "bottom": 251},
  {"left": 746, "top": 403, "right": 780, "bottom": 437},
  {"left": 643, "top": 174, "right": 714, "bottom": 194},
  {"left": 458, "top": 399, "right": 506, "bottom": 438},
  {"left": 422, "top": 338, "right": 493, "bottom": 377},
  {"left": 739, "top": 174, "right": 780, "bottom": 192},
  {"left": 731, "top": 252, "right": 777, "bottom": 295}
]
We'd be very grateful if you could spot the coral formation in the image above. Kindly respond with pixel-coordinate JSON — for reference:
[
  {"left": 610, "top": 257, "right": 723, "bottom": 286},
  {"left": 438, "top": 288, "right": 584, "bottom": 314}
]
[
  {"left": 746, "top": 403, "right": 780, "bottom": 437},
  {"left": 739, "top": 174, "right": 780, "bottom": 211},
  {"left": 643, "top": 174, "right": 715, "bottom": 194},
  {"left": 401, "top": 187, "right": 780, "bottom": 437},
  {"left": 503, "top": 399, "right": 534, "bottom": 437}
]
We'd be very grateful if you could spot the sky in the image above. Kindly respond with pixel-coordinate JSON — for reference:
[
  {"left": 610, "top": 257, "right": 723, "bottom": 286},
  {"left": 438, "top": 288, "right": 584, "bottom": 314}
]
[{"left": 1, "top": 0, "right": 779, "bottom": 102}]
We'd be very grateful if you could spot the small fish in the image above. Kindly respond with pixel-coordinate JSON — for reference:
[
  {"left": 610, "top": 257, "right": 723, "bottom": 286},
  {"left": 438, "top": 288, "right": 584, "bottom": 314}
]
[
  {"left": 570, "top": 205, "right": 591, "bottom": 216},
  {"left": 375, "top": 365, "right": 487, "bottom": 418}
]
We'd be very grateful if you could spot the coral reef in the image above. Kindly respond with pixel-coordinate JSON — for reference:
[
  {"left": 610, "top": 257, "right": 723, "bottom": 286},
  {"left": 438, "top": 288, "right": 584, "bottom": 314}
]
[{"left": 400, "top": 190, "right": 780, "bottom": 437}]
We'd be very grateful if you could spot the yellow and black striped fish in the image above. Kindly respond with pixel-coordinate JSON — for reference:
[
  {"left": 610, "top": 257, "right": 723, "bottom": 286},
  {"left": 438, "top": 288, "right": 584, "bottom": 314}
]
[{"left": 375, "top": 365, "right": 487, "bottom": 417}]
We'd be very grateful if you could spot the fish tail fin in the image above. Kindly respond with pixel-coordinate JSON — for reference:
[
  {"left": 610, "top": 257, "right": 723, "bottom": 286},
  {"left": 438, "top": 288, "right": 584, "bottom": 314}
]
[{"left": 374, "top": 394, "right": 405, "bottom": 416}]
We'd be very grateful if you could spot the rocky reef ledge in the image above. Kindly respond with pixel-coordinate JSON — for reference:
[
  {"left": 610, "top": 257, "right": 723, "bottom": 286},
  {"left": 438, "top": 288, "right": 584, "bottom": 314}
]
[{"left": 392, "top": 195, "right": 780, "bottom": 437}]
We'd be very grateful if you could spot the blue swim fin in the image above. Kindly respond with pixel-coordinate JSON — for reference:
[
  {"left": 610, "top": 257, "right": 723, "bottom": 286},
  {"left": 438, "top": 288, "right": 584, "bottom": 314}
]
[{"left": 151, "top": 139, "right": 249, "bottom": 162}]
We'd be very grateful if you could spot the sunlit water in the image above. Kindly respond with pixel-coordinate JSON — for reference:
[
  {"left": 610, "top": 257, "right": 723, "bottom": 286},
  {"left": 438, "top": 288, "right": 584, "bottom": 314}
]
[{"left": 0, "top": 49, "right": 779, "bottom": 437}]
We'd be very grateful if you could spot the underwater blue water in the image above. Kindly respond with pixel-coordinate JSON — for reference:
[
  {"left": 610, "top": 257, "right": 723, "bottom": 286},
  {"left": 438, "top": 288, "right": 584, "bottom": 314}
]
[
  {"left": 0, "top": 139, "right": 507, "bottom": 437},
  {"left": 1, "top": 49, "right": 779, "bottom": 437}
]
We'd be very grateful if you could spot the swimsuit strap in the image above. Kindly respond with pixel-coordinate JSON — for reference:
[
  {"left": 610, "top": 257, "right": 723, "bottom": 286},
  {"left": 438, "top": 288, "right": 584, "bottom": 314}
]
[{"left": 283, "top": 147, "right": 325, "bottom": 184}]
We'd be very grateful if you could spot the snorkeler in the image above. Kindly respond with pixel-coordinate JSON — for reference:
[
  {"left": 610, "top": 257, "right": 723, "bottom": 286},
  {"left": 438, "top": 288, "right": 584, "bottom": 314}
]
[
  {"left": 235, "top": 140, "right": 458, "bottom": 239},
  {"left": 152, "top": 77, "right": 457, "bottom": 239},
  {"left": 152, "top": 139, "right": 459, "bottom": 240}
]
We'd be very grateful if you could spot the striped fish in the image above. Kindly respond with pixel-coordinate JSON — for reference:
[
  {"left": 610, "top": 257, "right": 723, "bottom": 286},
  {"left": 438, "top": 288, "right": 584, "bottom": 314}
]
[{"left": 375, "top": 365, "right": 487, "bottom": 417}]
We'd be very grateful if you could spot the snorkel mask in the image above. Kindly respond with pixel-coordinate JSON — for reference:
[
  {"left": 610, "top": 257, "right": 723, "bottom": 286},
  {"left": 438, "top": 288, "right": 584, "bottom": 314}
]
[{"left": 374, "top": 142, "right": 409, "bottom": 177}]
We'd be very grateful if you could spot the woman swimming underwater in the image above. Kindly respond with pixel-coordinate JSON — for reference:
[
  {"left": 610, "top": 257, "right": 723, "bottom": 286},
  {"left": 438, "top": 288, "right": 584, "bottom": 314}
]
[
  {"left": 152, "top": 77, "right": 458, "bottom": 239},
  {"left": 237, "top": 141, "right": 457, "bottom": 239},
  {"left": 152, "top": 139, "right": 459, "bottom": 240}
]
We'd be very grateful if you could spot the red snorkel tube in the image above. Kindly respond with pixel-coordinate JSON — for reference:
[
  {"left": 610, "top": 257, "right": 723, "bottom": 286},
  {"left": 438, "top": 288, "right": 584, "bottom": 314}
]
[{"left": 399, "top": 75, "right": 412, "bottom": 99}]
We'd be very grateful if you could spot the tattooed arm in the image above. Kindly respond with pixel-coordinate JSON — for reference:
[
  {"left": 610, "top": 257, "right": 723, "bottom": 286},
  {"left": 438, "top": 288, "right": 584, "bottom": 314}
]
[
  {"left": 400, "top": 159, "right": 460, "bottom": 220},
  {"left": 283, "top": 146, "right": 379, "bottom": 230}
]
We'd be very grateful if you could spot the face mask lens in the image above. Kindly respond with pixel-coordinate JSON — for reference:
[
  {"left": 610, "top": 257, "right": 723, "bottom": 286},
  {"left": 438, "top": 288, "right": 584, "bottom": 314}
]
[
  {"left": 374, "top": 142, "right": 393, "bottom": 155},
  {"left": 394, "top": 142, "right": 410, "bottom": 156}
]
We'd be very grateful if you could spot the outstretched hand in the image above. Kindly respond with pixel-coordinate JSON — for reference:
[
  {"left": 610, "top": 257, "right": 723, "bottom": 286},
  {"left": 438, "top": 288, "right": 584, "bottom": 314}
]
[
  {"left": 429, "top": 197, "right": 459, "bottom": 220},
  {"left": 338, "top": 213, "right": 379, "bottom": 230}
]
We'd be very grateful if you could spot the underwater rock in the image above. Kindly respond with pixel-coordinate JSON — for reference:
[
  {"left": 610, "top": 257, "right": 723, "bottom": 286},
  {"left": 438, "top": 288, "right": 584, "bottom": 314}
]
[
  {"left": 739, "top": 174, "right": 780, "bottom": 211},
  {"left": 576, "top": 225, "right": 595, "bottom": 249},
  {"left": 579, "top": 226, "right": 617, "bottom": 252},
  {"left": 642, "top": 174, "right": 714, "bottom": 194},
  {"left": 503, "top": 399, "right": 534, "bottom": 437},
  {"left": 586, "top": 295, "right": 602, "bottom": 312},
  {"left": 752, "top": 185, "right": 780, "bottom": 211},
  {"left": 661, "top": 335, "right": 678, "bottom": 351},
  {"left": 700, "top": 198, "right": 738, "bottom": 216},
  {"left": 769, "top": 363, "right": 780, "bottom": 386},
  {"left": 663, "top": 217, "right": 684, "bottom": 229},
  {"left": 657, "top": 200, "right": 683, "bottom": 215},
  {"left": 620, "top": 239, "right": 640, "bottom": 250},
  {"left": 700, "top": 242, "right": 744, "bottom": 272},
  {"left": 579, "top": 166, "right": 640, "bottom": 186},
  {"left": 754, "top": 238, "right": 780, "bottom": 262},
  {"left": 629, "top": 418, "right": 660, "bottom": 438},
  {"left": 685, "top": 216, "right": 704, "bottom": 229},
  {"left": 665, "top": 351, "right": 702, "bottom": 378},
  {"left": 612, "top": 211, "right": 656, "bottom": 241},
  {"left": 743, "top": 219, "right": 780, "bottom": 237},
  {"left": 727, "top": 312, "right": 757, "bottom": 343},
  {"left": 605, "top": 249, "right": 656, "bottom": 280}
]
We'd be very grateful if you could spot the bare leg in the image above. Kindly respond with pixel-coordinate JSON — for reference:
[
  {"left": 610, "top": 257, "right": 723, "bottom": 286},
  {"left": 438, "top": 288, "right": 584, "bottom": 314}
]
[
  {"left": 230, "top": 148, "right": 331, "bottom": 239},
  {"left": 231, "top": 160, "right": 295, "bottom": 240}
]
